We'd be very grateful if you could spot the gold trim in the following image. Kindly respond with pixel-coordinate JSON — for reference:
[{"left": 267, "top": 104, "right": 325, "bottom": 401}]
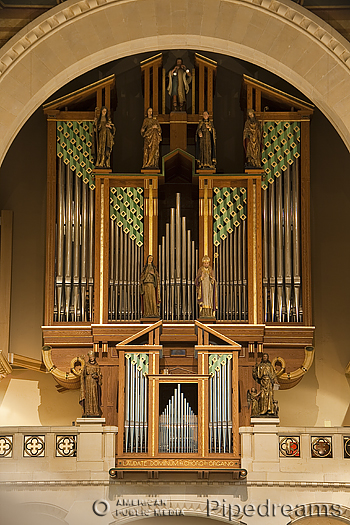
[
  {"left": 43, "top": 74, "right": 115, "bottom": 110},
  {"left": 242, "top": 74, "right": 314, "bottom": 110},
  {"left": 0, "top": 350, "right": 12, "bottom": 378},
  {"left": 149, "top": 181, "right": 153, "bottom": 256},
  {"left": 119, "top": 459, "right": 240, "bottom": 469},
  {"left": 100, "top": 183, "right": 105, "bottom": 324},
  {"left": 204, "top": 181, "right": 208, "bottom": 256},
  {"left": 201, "top": 379, "right": 205, "bottom": 456},
  {"left": 152, "top": 377, "right": 156, "bottom": 456},
  {"left": 253, "top": 181, "right": 257, "bottom": 324},
  {"left": 140, "top": 53, "right": 162, "bottom": 66}
]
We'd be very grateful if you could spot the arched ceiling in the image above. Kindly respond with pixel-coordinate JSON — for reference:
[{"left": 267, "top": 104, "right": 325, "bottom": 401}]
[{"left": 0, "top": 0, "right": 350, "bottom": 165}]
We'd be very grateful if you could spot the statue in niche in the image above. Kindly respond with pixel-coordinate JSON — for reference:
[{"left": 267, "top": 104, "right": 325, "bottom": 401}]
[
  {"left": 247, "top": 387, "right": 261, "bottom": 417},
  {"left": 140, "top": 254, "right": 161, "bottom": 318},
  {"left": 79, "top": 350, "right": 102, "bottom": 417},
  {"left": 252, "top": 353, "right": 279, "bottom": 416},
  {"left": 196, "top": 111, "right": 217, "bottom": 170},
  {"left": 167, "top": 57, "right": 192, "bottom": 112},
  {"left": 243, "top": 108, "right": 262, "bottom": 168},
  {"left": 195, "top": 255, "right": 217, "bottom": 318},
  {"left": 141, "top": 107, "right": 162, "bottom": 169},
  {"left": 92, "top": 106, "right": 116, "bottom": 169}
]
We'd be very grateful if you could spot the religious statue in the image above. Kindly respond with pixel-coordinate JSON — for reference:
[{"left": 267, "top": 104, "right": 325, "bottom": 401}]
[
  {"left": 252, "top": 353, "right": 279, "bottom": 416},
  {"left": 167, "top": 58, "right": 192, "bottom": 112},
  {"left": 79, "top": 350, "right": 102, "bottom": 417},
  {"left": 243, "top": 108, "right": 262, "bottom": 168},
  {"left": 92, "top": 106, "right": 116, "bottom": 169},
  {"left": 141, "top": 107, "right": 162, "bottom": 169},
  {"left": 195, "top": 255, "right": 217, "bottom": 318},
  {"left": 196, "top": 111, "right": 217, "bottom": 170},
  {"left": 140, "top": 254, "right": 161, "bottom": 318},
  {"left": 247, "top": 387, "right": 261, "bottom": 417}
]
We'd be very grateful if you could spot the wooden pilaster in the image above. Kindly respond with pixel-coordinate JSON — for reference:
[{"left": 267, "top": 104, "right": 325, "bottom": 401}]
[
  {"left": 301, "top": 120, "right": 312, "bottom": 325},
  {"left": 44, "top": 120, "right": 57, "bottom": 325}
]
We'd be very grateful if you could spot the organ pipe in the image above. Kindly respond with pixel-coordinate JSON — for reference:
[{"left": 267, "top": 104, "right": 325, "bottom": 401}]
[
  {"left": 262, "top": 162, "right": 302, "bottom": 322},
  {"left": 159, "top": 193, "right": 197, "bottom": 320},
  {"left": 159, "top": 384, "right": 198, "bottom": 454},
  {"left": 214, "top": 220, "right": 248, "bottom": 321},
  {"left": 54, "top": 159, "right": 94, "bottom": 322},
  {"left": 209, "top": 357, "right": 232, "bottom": 453},
  {"left": 124, "top": 356, "right": 148, "bottom": 453},
  {"left": 109, "top": 224, "right": 143, "bottom": 321}
]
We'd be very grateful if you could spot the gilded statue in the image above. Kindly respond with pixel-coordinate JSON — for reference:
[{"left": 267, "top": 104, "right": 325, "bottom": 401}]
[
  {"left": 141, "top": 107, "right": 162, "bottom": 169},
  {"left": 196, "top": 111, "right": 217, "bottom": 170},
  {"left": 167, "top": 58, "right": 192, "bottom": 112},
  {"left": 243, "top": 108, "right": 262, "bottom": 168},
  {"left": 140, "top": 254, "right": 161, "bottom": 318},
  {"left": 195, "top": 255, "right": 217, "bottom": 318},
  {"left": 79, "top": 350, "right": 102, "bottom": 418},
  {"left": 252, "top": 353, "right": 278, "bottom": 416},
  {"left": 92, "top": 106, "right": 116, "bottom": 169}
]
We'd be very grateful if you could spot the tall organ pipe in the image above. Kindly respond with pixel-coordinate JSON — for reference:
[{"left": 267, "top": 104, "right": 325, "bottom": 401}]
[
  {"left": 262, "top": 160, "right": 302, "bottom": 322},
  {"left": 158, "top": 194, "right": 197, "bottom": 320},
  {"left": 56, "top": 160, "right": 64, "bottom": 321}
]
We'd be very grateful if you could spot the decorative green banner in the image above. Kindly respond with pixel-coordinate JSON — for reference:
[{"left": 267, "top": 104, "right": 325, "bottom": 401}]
[
  {"left": 213, "top": 187, "right": 247, "bottom": 247},
  {"left": 262, "top": 121, "right": 300, "bottom": 190},
  {"left": 56, "top": 121, "right": 95, "bottom": 189},
  {"left": 209, "top": 354, "right": 232, "bottom": 376},
  {"left": 125, "top": 353, "right": 149, "bottom": 375},
  {"left": 110, "top": 187, "right": 144, "bottom": 246}
]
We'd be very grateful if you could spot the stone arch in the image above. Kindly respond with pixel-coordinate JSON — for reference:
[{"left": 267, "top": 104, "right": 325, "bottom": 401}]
[{"left": 0, "top": 0, "right": 350, "bottom": 165}]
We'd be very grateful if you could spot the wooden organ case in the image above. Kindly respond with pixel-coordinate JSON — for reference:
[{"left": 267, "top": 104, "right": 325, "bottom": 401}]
[{"left": 42, "top": 54, "right": 315, "bottom": 479}]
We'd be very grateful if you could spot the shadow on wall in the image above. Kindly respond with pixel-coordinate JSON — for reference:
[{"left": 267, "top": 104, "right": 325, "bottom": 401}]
[
  {"left": 275, "top": 359, "right": 319, "bottom": 427},
  {"left": 343, "top": 373, "right": 350, "bottom": 426},
  {"left": 0, "top": 369, "right": 80, "bottom": 426}
]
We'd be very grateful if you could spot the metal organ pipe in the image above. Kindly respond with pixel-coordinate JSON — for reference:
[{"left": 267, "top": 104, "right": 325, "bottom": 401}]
[
  {"left": 158, "top": 194, "right": 197, "bottom": 320},
  {"left": 262, "top": 161, "right": 302, "bottom": 322},
  {"left": 54, "top": 160, "right": 94, "bottom": 322},
  {"left": 159, "top": 384, "right": 198, "bottom": 454},
  {"left": 209, "top": 358, "right": 232, "bottom": 453}
]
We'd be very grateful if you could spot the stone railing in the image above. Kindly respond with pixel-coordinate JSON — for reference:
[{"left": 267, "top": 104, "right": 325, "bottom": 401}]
[
  {"left": 0, "top": 420, "right": 117, "bottom": 483},
  {"left": 240, "top": 422, "right": 350, "bottom": 484}
]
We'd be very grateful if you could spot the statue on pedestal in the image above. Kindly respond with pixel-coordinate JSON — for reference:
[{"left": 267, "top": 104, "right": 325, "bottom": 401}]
[
  {"left": 141, "top": 108, "right": 162, "bottom": 169},
  {"left": 243, "top": 109, "right": 262, "bottom": 168},
  {"left": 92, "top": 106, "right": 116, "bottom": 169},
  {"left": 79, "top": 350, "right": 102, "bottom": 417},
  {"left": 167, "top": 58, "right": 192, "bottom": 112},
  {"left": 252, "top": 353, "right": 279, "bottom": 416},
  {"left": 196, "top": 111, "right": 217, "bottom": 170},
  {"left": 140, "top": 254, "right": 161, "bottom": 318},
  {"left": 195, "top": 255, "right": 217, "bottom": 318}
]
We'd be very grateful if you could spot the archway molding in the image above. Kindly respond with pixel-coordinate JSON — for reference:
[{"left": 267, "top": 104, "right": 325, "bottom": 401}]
[{"left": 0, "top": 0, "right": 350, "bottom": 165}]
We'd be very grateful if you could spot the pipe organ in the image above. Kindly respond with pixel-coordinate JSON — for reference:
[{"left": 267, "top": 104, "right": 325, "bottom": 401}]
[{"left": 42, "top": 59, "right": 315, "bottom": 477}]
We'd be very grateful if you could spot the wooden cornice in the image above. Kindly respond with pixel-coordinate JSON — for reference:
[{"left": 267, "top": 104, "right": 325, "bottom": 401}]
[
  {"left": 243, "top": 74, "right": 314, "bottom": 113},
  {"left": 43, "top": 74, "right": 115, "bottom": 113}
]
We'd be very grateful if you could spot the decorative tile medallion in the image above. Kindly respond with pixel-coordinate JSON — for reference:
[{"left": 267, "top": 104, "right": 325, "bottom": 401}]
[
  {"left": 311, "top": 436, "right": 332, "bottom": 458},
  {"left": 56, "top": 435, "right": 77, "bottom": 457},
  {"left": 0, "top": 435, "right": 13, "bottom": 458},
  {"left": 23, "top": 435, "right": 45, "bottom": 457},
  {"left": 344, "top": 436, "right": 350, "bottom": 459},
  {"left": 279, "top": 436, "right": 300, "bottom": 457}
]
